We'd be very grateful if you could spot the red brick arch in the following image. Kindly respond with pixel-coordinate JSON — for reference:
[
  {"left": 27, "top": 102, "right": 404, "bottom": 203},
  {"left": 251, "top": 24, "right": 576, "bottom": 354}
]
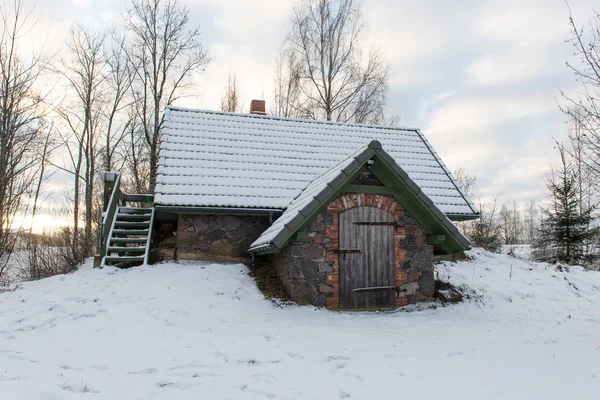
[{"left": 323, "top": 193, "right": 409, "bottom": 310}]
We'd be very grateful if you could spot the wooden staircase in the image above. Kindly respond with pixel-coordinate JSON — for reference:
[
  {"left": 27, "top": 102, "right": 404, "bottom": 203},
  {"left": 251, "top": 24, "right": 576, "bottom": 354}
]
[
  {"left": 104, "top": 207, "right": 154, "bottom": 267},
  {"left": 95, "top": 172, "right": 155, "bottom": 268}
]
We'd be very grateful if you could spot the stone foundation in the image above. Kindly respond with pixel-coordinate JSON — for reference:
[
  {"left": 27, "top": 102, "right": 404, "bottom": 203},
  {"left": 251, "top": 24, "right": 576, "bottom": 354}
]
[
  {"left": 273, "top": 213, "right": 330, "bottom": 307},
  {"left": 273, "top": 193, "right": 434, "bottom": 309},
  {"left": 176, "top": 214, "right": 270, "bottom": 263}
]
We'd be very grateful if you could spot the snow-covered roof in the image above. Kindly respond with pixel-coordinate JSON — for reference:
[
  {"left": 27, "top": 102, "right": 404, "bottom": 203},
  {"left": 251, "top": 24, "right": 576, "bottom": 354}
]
[
  {"left": 248, "top": 140, "right": 471, "bottom": 254},
  {"left": 156, "top": 107, "right": 478, "bottom": 217}
]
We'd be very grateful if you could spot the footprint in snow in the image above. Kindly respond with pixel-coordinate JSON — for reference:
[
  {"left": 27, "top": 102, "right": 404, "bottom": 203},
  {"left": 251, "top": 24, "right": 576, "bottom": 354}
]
[
  {"left": 344, "top": 372, "right": 363, "bottom": 381},
  {"left": 326, "top": 355, "right": 350, "bottom": 362},
  {"left": 88, "top": 365, "right": 109, "bottom": 371},
  {"left": 167, "top": 363, "right": 211, "bottom": 371},
  {"left": 127, "top": 368, "right": 158, "bottom": 375},
  {"left": 61, "top": 383, "right": 98, "bottom": 393},
  {"left": 4, "top": 354, "right": 40, "bottom": 364},
  {"left": 238, "top": 384, "right": 276, "bottom": 399},
  {"left": 236, "top": 358, "right": 281, "bottom": 366},
  {"left": 251, "top": 373, "right": 276, "bottom": 384},
  {"left": 156, "top": 381, "right": 197, "bottom": 389},
  {"left": 287, "top": 351, "right": 305, "bottom": 359},
  {"left": 0, "top": 374, "right": 21, "bottom": 382},
  {"left": 59, "top": 365, "right": 83, "bottom": 371}
]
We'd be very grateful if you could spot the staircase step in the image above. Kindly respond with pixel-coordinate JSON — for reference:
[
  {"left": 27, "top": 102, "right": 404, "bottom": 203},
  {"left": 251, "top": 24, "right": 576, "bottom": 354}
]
[
  {"left": 112, "top": 229, "right": 149, "bottom": 236},
  {"left": 108, "top": 246, "right": 146, "bottom": 253},
  {"left": 117, "top": 214, "right": 152, "bottom": 221},
  {"left": 105, "top": 255, "right": 145, "bottom": 264},
  {"left": 102, "top": 205, "right": 154, "bottom": 268},
  {"left": 114, "top": 221, "right": 150, "bottom": 228},
  {"left": 119, "top": 207, "right": 153, "bottom": 214},
  {"left": 110, "top": 237, "right": 148, "bottom": 244}
]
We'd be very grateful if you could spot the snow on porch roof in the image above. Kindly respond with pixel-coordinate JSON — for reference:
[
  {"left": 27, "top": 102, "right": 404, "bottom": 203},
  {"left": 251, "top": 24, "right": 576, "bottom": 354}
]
[
  {"left": 248, "top": 140, "right": 471, "bottom": 255},
  {"left": 155, "top": 107, "right": 478, "bottom": 218}
]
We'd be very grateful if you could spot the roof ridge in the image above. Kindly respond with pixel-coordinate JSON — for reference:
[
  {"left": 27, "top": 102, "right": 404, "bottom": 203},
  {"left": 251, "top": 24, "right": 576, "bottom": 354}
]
[
  {"left": 161, "top": 146, "right": 439, "bottom": 163},
  {"left": 163, "top": 127, "right": 425, "bottom": 146},
  {"left": 166, "top": 106, "right": 420, "bottom": 132}
]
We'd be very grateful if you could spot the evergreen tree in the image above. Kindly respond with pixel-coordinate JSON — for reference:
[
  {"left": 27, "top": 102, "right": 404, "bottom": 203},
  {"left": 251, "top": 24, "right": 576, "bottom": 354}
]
[{"left": 534, "top": 145, "right": 599, "bottom": 266}]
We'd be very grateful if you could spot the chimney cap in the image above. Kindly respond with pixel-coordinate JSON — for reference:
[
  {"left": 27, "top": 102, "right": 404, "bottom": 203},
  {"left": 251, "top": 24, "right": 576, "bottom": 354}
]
[{"left": 250, "top": 99, "right": 266, "bottom": 116}]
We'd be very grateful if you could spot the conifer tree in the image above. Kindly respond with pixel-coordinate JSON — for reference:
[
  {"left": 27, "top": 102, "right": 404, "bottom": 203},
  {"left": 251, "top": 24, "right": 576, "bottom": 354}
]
[{"left": 534, "top": 144, "right": 599, "bottom": 266}]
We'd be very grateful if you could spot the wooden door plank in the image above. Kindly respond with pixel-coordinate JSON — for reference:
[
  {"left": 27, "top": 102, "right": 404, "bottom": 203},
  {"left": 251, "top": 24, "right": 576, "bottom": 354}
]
[{"left": 339, "top": 206, "right": 396, "bottom": 310}]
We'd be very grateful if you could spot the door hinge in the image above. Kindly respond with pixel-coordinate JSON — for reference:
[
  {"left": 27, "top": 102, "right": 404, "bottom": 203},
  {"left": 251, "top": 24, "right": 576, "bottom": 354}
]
[
  {"left": 333, "top": 248, "right": 362, "bottom": 253},
  {"left": 352, "top": 286, "right": 396, "bottom": 293},
  {"left": 353, "top": 221, "right": 398, "bottom": 226}
]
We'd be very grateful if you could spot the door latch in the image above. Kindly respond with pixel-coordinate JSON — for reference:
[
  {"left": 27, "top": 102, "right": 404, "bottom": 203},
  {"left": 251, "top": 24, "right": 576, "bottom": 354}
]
[{"left": 352, "top": 286, "right": 395, "bottom": 292}]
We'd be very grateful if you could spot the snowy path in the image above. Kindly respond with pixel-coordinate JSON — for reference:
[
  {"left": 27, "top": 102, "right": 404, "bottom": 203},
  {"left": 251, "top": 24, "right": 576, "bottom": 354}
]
[{"left": 1, "top": 250, "right": 599, "bottom": 399}]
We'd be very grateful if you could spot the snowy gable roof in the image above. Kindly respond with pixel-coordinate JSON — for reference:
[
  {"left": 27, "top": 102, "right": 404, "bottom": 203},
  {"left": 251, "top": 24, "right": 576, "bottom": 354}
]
[
  {"left": 248, "top": 140, "right": 471, "bottom": 255},
  {"left": 155, "top": 107, "right": 478, "bottom": 217}
]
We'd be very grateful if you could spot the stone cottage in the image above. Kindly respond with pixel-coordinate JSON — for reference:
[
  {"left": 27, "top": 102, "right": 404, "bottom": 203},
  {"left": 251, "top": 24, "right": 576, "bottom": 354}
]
[{"left": 153, "top": 100, "right": 478, "bottom": 310}]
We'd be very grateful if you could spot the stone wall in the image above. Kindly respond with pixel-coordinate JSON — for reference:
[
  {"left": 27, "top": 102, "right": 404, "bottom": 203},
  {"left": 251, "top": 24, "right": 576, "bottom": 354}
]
[
  {"left": 273, "top": 193, "right": 435, "bottom": 309},
  {"left": 272, "top": 213, "right": 331, "bottom": 307},
  {"left": 177, "top": 214, "right": 270, "bottom": 263}
]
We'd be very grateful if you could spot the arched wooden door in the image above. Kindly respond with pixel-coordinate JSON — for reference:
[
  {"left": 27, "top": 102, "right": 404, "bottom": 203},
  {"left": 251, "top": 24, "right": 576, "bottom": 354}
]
[{"left": 339, "top": 206, "right": 395, "bottom": 309}]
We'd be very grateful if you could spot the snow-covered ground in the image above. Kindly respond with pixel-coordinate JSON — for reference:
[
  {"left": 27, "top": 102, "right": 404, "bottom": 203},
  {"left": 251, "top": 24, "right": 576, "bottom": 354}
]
[
  {"left": 1, "top": 249, "right": 599, "bottom": 399},
  {"left": 502, "top": 244, "right": 533, "bottom": 260}
]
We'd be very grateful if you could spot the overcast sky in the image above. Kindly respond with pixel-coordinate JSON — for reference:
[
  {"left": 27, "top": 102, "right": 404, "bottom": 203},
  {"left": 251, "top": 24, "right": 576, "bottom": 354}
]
[{"left": 16, "top": 0, "right": 598, "bottom": 228}]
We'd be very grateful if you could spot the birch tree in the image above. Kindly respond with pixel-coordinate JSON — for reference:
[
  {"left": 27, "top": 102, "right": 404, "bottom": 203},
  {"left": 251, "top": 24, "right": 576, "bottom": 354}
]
[
  {"left": 282, "top": 0, "right": 388, "bottom": 124},
  {"left": 524, "top": 199, "right": 539, "bottom": 244},
  {"left": 102, "top": 33, "right": 133, "bottom": 173},
  {"left": 56, "top": 25, "right": 106, "bottom": 257},
  {"left": 125, "top": 0, "right": 209, "bottom": 192},
  {"left": 273, "top": 49, "right": 302, "bottom": 118},
  {"left": 220, "top": 73, "right": 242, "bottom": 113},
  {"left": 562, "top": 7, "right": 600, "bottom": 187}
]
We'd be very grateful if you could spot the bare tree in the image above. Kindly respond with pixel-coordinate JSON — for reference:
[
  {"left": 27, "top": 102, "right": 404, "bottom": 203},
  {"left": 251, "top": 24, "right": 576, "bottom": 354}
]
[
  {"left": 523, "top": 199, "right": 539, "bottom": 244},
  {"left": 272, "top": 49, "right": 303, "bottom": 118},
  {"left": 220, "top": 73, "right": 242, "bottom": 112},
  {"left": 125, "top": 0, "right": 210, "bottom": 192},
  {"left": 282, "top": 0, "right": 388, "bottom": 124},
  {"left": 122, "top": 107, "right": 150, "bottom": 193},
  {"left": 102, "top": 32, "right": 133, "bottom": 173},
  {"left": 499, "top": 201, "right": 522, "bottom": 245},
  {"left": 55, "top": 25, "right": 106, "bottom": 257},
  {"left": 561, "top": 7, "right": 600, "bottom": 188},
  {"left": 453, "top": 166, "right": 477, "bottom": 200},
  {"left": 29, "top": 128, "right": 52, "bottom": 232},
  {"left": 465, "top": 199, "right": 502, "bottom": 252},
  {"left": 0, "top": 0, "right": 50, "bottom": 284}
]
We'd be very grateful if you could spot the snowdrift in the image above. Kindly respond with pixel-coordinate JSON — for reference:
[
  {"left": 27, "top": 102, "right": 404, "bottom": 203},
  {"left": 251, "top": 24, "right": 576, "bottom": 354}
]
[{"left": 1, "top": 249, "right": 599, "bottom": 399}]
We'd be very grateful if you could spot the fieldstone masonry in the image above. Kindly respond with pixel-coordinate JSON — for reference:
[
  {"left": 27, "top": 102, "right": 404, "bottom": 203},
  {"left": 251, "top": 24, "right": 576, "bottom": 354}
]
[
  {"left": 273, "top": 193, "right": 435, "bottom": 310},
  {"left": 177, "top": 214, "right": 270, "bottom": 262}
]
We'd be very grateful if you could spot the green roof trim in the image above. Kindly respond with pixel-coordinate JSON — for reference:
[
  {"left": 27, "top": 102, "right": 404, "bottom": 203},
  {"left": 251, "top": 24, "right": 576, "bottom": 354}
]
[{"left": 250, "top": 140, "right": 470, "bottom": 255}]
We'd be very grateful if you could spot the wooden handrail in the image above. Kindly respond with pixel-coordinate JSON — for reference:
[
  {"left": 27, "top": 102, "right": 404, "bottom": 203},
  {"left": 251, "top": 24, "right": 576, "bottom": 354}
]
[
  {"left": 100, "top": 174, "right": 122, "bottom": 259},
  {"left": 144, "top": 208, "right": 155, "bottom": 265}
]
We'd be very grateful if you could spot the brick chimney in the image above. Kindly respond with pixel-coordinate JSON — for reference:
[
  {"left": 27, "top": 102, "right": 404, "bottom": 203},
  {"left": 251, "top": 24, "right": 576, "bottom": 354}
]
[{"left": 250, "top": 99, "right": 267, "bottom": 116}]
